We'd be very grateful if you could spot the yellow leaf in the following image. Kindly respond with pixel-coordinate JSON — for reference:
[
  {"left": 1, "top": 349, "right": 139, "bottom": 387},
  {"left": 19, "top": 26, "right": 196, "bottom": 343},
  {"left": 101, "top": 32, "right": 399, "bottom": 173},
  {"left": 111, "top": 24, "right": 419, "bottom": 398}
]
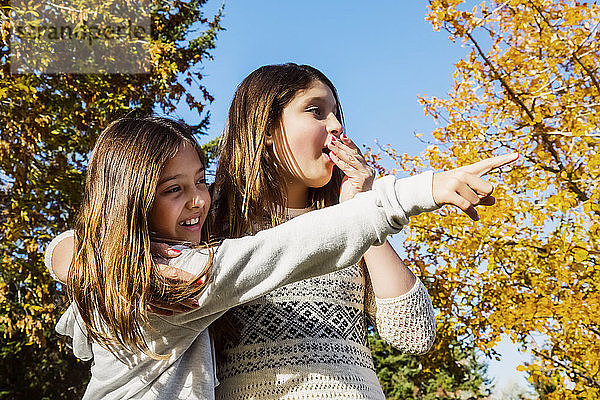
[{"left": 574, "top": 249, "right": 588, "bottom": 262}]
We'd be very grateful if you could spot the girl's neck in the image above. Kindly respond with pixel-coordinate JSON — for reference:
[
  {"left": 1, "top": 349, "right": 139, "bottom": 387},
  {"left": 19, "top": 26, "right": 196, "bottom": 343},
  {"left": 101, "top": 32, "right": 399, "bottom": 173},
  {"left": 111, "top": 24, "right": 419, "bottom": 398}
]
[{"left": 285, "top": 181, "right": 310, "bottom": 209}]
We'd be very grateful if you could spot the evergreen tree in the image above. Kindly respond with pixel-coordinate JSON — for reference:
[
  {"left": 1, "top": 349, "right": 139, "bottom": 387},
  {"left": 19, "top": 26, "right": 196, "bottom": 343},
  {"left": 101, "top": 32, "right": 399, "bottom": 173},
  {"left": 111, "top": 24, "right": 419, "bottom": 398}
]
[{"left": 370, "top": 330, "right": 491, "bottom": 399}]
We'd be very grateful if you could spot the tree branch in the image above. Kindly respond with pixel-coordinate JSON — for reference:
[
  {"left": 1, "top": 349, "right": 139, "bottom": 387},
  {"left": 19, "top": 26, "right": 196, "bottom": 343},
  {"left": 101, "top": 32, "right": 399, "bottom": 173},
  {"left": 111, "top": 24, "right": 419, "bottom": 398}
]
[
  {"left": 465, "top": 32, "right": 537, "bottom": 122},
  {"left": 531, "top": 348, "right": 600, "bottom": 388},
  {"left": 528, "top": 0, "right": 600, "bottom": 95}
]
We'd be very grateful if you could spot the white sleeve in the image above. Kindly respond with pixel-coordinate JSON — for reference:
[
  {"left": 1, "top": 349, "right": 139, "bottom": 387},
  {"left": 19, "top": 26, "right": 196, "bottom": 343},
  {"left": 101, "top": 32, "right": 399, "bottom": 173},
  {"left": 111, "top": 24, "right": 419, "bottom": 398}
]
[
  {"left": 170, "top": 172, "right": 440, "bottom": 325},
  {"left": 44, "top": 230, "right": 74, "bottom": 281},
  {"left": 54, "top": 172, "right": 439, "bottom": 365},
  {"left": 55, "top": 305, "right": 94, "bottom": 361}
]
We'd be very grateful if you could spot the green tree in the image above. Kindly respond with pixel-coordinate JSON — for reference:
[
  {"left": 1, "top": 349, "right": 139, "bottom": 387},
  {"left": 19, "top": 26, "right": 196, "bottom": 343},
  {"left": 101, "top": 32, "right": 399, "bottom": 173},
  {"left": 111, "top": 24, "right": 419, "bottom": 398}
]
[
  {"left": 0, "top": 1, "right": 223, "bottom": 397},
  {"left": 369, "top": 327, "right": 491, "bottom": 399}
]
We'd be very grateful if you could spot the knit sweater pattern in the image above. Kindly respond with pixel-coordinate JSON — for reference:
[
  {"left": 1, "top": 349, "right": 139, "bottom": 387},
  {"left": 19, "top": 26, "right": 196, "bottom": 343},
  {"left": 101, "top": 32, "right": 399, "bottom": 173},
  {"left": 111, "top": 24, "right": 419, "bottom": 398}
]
[{"left": 215, "top": 209, "right": 436, "bottom": 400}]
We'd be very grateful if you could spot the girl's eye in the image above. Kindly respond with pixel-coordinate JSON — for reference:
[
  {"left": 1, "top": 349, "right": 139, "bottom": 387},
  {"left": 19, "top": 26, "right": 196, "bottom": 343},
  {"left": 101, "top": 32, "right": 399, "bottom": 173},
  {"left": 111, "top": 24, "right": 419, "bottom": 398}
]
[
  {"left": 196, "top": 178, "right": 207, "bottom": 186},
  {"left": 306, "top": 106, "right": 321, "bottom": 116},
  {"left": 165, "top": 186, "right": 181, "bottom": 194}
]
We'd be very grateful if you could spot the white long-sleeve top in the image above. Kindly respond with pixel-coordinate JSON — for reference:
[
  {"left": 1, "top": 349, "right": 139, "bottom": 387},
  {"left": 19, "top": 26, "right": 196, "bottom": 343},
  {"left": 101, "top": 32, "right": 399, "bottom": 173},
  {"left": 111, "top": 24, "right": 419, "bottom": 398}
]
[{"left": 46, "top": 173, "right": 438, "bottom": 400}]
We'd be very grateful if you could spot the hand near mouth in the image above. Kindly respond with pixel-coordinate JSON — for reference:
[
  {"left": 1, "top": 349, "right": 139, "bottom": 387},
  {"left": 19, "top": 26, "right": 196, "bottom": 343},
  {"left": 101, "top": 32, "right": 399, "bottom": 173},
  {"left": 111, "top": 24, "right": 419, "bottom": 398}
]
[{"left": 327, "top": 133, "right": 376, "bottom": 203}]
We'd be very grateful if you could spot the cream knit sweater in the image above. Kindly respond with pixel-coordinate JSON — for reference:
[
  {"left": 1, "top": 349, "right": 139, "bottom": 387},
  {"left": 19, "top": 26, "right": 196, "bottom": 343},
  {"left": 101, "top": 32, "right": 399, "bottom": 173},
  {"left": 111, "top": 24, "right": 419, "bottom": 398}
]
[{"left": 214, "top": 210, "right": 436, "bottom": 399}]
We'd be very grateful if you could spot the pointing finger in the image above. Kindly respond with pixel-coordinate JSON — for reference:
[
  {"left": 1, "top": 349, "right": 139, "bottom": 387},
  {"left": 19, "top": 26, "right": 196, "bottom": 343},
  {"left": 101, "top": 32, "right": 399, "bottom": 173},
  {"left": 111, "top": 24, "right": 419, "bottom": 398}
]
[{"left": 461, "top": 153, "right": 519, "bottom": 177}]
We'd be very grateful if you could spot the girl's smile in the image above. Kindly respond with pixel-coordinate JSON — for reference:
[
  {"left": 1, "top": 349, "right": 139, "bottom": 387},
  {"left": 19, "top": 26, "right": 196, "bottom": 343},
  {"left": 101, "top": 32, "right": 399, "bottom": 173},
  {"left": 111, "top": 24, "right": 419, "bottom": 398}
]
[{"left": 149, "top": 143, "right": 211, "bottom": 243}]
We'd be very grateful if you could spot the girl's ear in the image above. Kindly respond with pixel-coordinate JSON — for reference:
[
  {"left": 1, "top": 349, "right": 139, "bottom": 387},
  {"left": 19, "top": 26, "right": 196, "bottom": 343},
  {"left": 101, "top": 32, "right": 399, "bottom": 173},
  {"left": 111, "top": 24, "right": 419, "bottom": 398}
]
[{"left": 265, "top": 133, "right": 273, "bottom": 146}]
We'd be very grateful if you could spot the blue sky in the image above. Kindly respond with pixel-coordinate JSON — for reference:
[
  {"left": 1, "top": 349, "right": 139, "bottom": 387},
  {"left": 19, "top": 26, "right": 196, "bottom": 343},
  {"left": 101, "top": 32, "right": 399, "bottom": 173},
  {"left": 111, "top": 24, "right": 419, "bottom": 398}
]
[
  {"left": 177, "top": 1, "right": 533, "bottom": 396},
  {"left": 180, "top": 0, "right": 462, "bottom": 156}
]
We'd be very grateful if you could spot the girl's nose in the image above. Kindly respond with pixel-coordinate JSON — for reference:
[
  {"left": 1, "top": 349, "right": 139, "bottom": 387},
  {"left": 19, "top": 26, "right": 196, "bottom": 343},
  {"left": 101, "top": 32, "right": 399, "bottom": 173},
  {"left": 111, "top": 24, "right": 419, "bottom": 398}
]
[
  {"left": 327, "top": 113, "right": 343, "bottom": 137},
  {"left": 187, "top": 194, "right": 205, "bottom": 210}
]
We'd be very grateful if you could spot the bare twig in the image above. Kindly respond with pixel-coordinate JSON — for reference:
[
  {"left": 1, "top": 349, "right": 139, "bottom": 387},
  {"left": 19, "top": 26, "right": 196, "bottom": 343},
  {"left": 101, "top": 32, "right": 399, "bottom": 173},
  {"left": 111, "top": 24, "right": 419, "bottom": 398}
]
[{"left": 531, "top": 348, "right": 600, "bottom": 388}]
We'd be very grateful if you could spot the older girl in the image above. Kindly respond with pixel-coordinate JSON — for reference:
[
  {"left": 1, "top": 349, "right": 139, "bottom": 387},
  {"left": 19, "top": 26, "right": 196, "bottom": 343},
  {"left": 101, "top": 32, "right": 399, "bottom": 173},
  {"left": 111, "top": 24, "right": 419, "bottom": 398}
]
[{"left": 209, "top": 64, "right": 515, "bottom": 399}]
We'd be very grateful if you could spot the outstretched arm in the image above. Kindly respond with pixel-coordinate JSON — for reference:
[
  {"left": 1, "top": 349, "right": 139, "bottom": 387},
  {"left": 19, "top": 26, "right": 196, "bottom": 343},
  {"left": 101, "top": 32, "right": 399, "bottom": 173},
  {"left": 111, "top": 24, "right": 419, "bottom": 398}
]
[
  {"left": 330, "top": 133, "right": 518, "bottom": 299},
  {"left": 329, "top": 135, "right": 517, "bottom": 352},
  {"left": 361, "top": 155, "right": 519, "bottom": 297},
  {"left": 167, "top": 172, "right": 439, "bottom": 325}
]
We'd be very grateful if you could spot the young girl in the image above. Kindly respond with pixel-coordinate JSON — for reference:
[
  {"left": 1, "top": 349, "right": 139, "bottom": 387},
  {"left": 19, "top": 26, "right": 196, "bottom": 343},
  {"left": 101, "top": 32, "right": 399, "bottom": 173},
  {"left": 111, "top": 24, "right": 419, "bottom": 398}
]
[
  {"left": 208, "top": 63, "right": 514, "bottom": 399},
  {"left": 46, "top": 116, "right": 461, "bottom": 399}
]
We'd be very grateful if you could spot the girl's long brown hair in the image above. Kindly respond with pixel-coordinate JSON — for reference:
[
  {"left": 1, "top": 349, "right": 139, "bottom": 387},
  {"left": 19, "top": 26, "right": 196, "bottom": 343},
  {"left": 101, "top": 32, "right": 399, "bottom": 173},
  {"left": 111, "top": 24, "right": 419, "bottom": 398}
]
[
  {"left": 68, "top": 117, "right": 211, "bottom": 359},
  {"left": 211, "top": 63, "right": 345, "bottom": 238}
]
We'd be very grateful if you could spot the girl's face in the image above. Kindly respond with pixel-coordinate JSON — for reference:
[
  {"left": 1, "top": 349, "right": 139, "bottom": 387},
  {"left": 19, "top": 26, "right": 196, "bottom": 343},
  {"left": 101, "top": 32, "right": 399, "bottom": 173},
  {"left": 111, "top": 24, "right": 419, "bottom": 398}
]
[
  {"left": 149, "top": 142, "right": 211, "bottom": 243},
  {"left": 272, "top": 80, "right": 342, "bottom": 205}
]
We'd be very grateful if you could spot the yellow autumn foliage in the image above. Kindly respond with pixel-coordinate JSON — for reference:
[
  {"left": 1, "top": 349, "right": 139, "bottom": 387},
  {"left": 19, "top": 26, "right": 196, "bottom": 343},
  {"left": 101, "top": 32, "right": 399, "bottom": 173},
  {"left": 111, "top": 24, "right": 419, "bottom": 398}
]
[{"left": 368, "top": 1, "right": 599, "bottom": 398}]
